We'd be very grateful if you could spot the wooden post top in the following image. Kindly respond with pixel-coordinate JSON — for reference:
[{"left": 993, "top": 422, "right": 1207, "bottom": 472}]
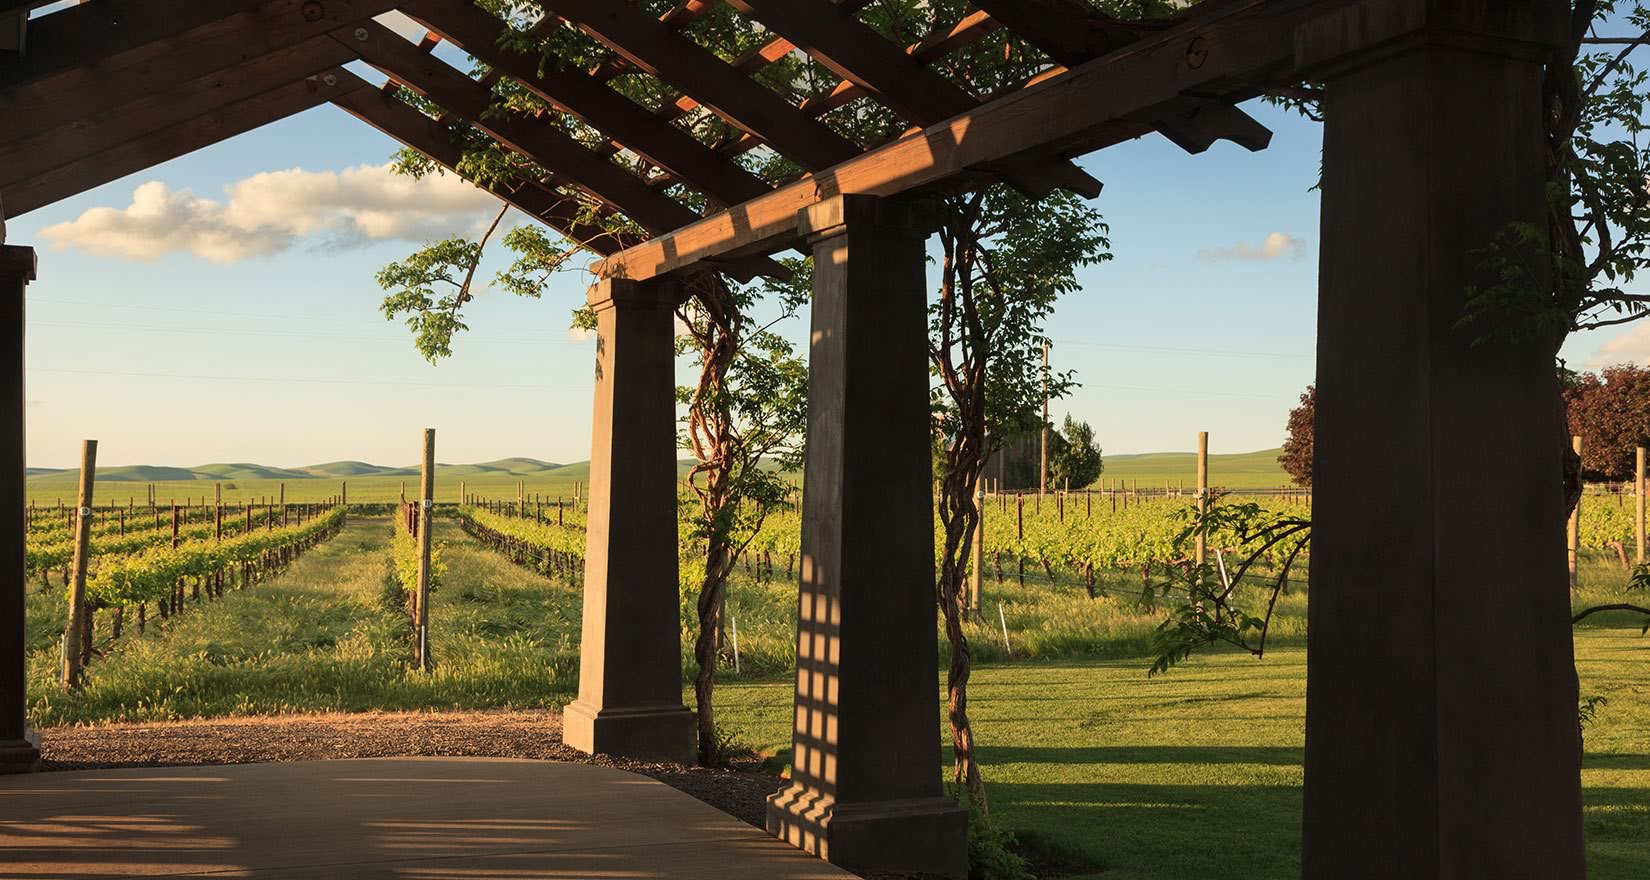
[
  {"left": 797, "top": 193, "right": 942, "bottom": 243},
  {"left": 585, "top": 276, "right": 683, "bottom": 312},
  {"left": 0, "top": 245, "right": 36, "bottom": 282}
]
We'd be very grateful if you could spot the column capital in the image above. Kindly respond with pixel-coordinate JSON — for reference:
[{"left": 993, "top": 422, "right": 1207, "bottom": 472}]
[
  {"left": 0, "top": 246, "right": 36, "bottom": 283},
  {"left": 798, "top": 194, "right": 941, "bottom": 244},
  {"left": 586, "top": 277, "right": 682, "bottom": 312},
  {"left": 1297, "top": 0, "right": 1568, "bottom": 76}
]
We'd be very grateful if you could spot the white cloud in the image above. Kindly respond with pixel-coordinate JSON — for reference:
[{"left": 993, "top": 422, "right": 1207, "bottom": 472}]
[
  {"left": 1586, "top": 322, "right": 1650, "bottom": 369},
  {"left": 41, "top": 164, "right": 503, "bottom": 265},
  {"left": 567, "top": 327, "right": 596, "bottom": 343},
  {"left": 1196, "top": 232, "right": 1308, "bottom": 264}
]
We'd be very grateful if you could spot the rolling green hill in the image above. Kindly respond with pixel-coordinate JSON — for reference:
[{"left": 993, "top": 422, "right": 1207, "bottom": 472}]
[
  {"left": 1100, "top": 447, "right": 1291, "bottom": 490},
  {"left": 23, "top": 450, "right": 1288, "bottom": 503}
]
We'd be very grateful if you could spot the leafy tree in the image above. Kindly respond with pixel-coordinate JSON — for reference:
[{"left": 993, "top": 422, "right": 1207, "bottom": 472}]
[
  {"left": 1563, "top": 365, "right": 1650, "bottom": 480},
  {"left": 1048, "top": 415, "right": 1104, "bottom": 490},
  {"left": 1278, "top": 385, "right": 1314, "bottom": 487}
]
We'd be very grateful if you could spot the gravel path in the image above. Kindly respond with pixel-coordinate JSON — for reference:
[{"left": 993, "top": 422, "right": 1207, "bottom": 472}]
[
  {"left": 40, "top": 709, "right": 783, "bottom": 827},
  {"left": 37, "top": 710, "right": 943, "bottom": 880}
]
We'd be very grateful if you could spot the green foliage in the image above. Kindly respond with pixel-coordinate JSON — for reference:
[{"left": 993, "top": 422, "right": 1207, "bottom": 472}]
[
  {"left": 955, "top": 786, "right": 1033, "bottom": 880},
  {"left": 1144, "top": 498, "right": 1311, "bottom": 677},
  {"left": 391, "top": 508, "right": 446, "bottom": 596},
  {"left": 1048, "top": 415, "right": 1104, "bottom": 490},
  {"left": 1459, "top": 2, "right": 1650, "bottom": 345},
  {"left": 87, "top": 509, "right": 346, "bottom": 609}
]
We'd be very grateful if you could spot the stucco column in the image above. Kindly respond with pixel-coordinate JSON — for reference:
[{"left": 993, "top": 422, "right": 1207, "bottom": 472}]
[
  {"left": 0, "top": 244, "right": 38, "bottom": 774},
  {"left": 766, "top": 194, "right": 966, "bottom": 878},
  {"left": 1302, "top": 3, "right": 1583, "bottom": 876},
  {"left": 563, "top": 277, "right": 695, "bottom": 765}
]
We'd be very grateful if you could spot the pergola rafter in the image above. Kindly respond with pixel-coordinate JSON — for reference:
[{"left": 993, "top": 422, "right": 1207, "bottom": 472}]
[
  {"left": 398, "top": 0, "right": 773, "bottom": 209},
  {"left": 538, "top": 0, "right": 863, "bottom": 173},
  {"left": 1, "top": 69, "right": 367, "bottom": 217}
]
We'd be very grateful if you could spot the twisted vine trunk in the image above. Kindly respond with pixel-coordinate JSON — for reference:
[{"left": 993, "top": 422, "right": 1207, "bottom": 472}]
[
  {"left": 932, "top": 193, "right": 992, "bottom": 811},
  {"left": 683, "top": 276, "right": 740, "bottom": 765}
]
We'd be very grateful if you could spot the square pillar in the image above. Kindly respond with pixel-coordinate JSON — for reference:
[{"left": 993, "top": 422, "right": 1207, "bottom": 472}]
[
  {"left": 563, "top": 277, "right": 696, "bottom": 765},
  {"left": 0, "top": 245, "right": 38, "bottom": 773},
  {"left": 1302, "top": 3, "right": 1583, "bottom": 876},
  {"left": 766, "top": 195, "right": 966, "bottom": 878}
]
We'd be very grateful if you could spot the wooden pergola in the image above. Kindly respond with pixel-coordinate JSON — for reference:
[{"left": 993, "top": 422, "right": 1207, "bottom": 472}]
[{"left": 0, "top": 1, "right": 1589, "bottom": 877}]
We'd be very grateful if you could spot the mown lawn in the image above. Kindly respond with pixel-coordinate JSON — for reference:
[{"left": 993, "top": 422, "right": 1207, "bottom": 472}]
[{"left": 717, "top": 628, "right": 1650, "bottom": 880}]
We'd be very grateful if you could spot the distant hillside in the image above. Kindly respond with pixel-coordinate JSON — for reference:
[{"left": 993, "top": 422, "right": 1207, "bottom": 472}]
[
  {"left": 303, "top": 461, "right": 413, "bottom": 478},
  {"left": 475, "top": 457, "right": 562, "bottom": 473},
  {"left": 1101, "top": 447, "right": 1290, "bottom": 489}
]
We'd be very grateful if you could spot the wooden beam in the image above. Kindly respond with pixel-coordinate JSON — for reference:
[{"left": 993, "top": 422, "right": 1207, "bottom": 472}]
[
  {"left": 0, "top": 0, "right": 406, "bottom": 143},
  {"left": 1, "top": 69, "right": 366, "bottom": 217},
  {"left": 331, "top": 81, "right": 631, "bottom": 255},
  {"left": 538, "top": 0, "right": 862, "bottom": 172},
  {"left": 596, "top": 0, "right": 1345, "bottom": 281},
  {"left": 970, "top": 0, "right": 1164, "bottom": 67},
  {"left": 398, "top": 0, "right": 773, "bottom": 208},
  {"left": 719, "top": 11, "right": 1004, "bottom": 160},
  {"left": 726, "top": 0, "right": 977, "bottom": 123},
  {"left": 338, "top": 20, "right": 701, "bottom": 234},
  {"left": 727, "top": 0, "right": 1099, "bottom": 198},
  {"left": 0, "top": 35, "right": 358, "bottom": 190}
]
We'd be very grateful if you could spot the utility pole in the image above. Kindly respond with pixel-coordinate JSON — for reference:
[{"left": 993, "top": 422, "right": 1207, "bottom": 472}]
[{"left": 1040, "top": 339, "right": 1050, "bottom": 494}]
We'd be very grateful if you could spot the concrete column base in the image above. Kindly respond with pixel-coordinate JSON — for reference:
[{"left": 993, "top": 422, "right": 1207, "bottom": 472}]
[
  {"left": 563, "top": 700, "right": 695, "bottom": 765},
  {"left": 0, "top": 730, "right": 40, "bottom": 774},
  {"left": 767, "top": 785, "right": 967, "bottom": 879}
]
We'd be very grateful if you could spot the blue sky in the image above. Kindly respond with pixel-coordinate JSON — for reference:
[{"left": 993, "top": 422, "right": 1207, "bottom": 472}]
[{"left": 7, "top": 27, "right": 1641, "bottom": 468}]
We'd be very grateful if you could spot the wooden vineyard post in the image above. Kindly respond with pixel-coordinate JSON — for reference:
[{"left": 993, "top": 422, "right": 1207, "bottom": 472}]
[
  {"left": 1195, "top": 431, "right": 1209, "bottom": 571},
  {"left": 341, "top": 481, "right": 347, "bottom": 507},
  {"left": 1637, "top": 447, "right": 1645, "bottom": 566},
  {"left": 60, "top": 440, "right": 97, "bottom": 690},
  {"left": 460, "top": 480, "right": 465, "bottom": 506},
  {"left": 415, "top": 429, "right": 435, "bottom": 672},
  {"left": 1568, "top": 435, "right": 1582, "bottom": 588}
]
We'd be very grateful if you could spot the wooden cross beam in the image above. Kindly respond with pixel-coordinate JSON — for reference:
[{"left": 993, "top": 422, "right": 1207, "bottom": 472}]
[
  {"left": 0, "top": 0, "right": 406, "bottom": 146},
  {"left": 340, "top": 20, "right": 702, "bottom": 235},
  {"left": 595, "top": 0, "right": 1342, "bottom": 282},
  {"left": 727, "top": 0, "right": 1101, "bottom": 198},
  {"left": 538, "top": 0, "right": 863, "bottom": 172},
  {"left": 397, "top": 0, "right": 773, "bottom": 209},
  {"left": 0, "top": 35, "right": 358, "bottom": 195},
  {"left": 970, "top": 0, "right": 1169, "bottom": 67},
  {"left": 1, "top": 70, "right": 367, "bottom": 217}
]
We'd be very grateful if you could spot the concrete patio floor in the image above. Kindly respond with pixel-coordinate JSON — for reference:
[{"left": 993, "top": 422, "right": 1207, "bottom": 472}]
[{"left": 0, "top": 757, "right": 856, "bottom": 879}]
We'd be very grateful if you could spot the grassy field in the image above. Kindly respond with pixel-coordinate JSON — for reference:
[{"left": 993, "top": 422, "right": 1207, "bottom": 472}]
[
  {"left": 24, "top": 516, "right": 1649, "bottom": 878},
  {"left": 1100, "top": 447, "right": 1291, "bottom": 490}
]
